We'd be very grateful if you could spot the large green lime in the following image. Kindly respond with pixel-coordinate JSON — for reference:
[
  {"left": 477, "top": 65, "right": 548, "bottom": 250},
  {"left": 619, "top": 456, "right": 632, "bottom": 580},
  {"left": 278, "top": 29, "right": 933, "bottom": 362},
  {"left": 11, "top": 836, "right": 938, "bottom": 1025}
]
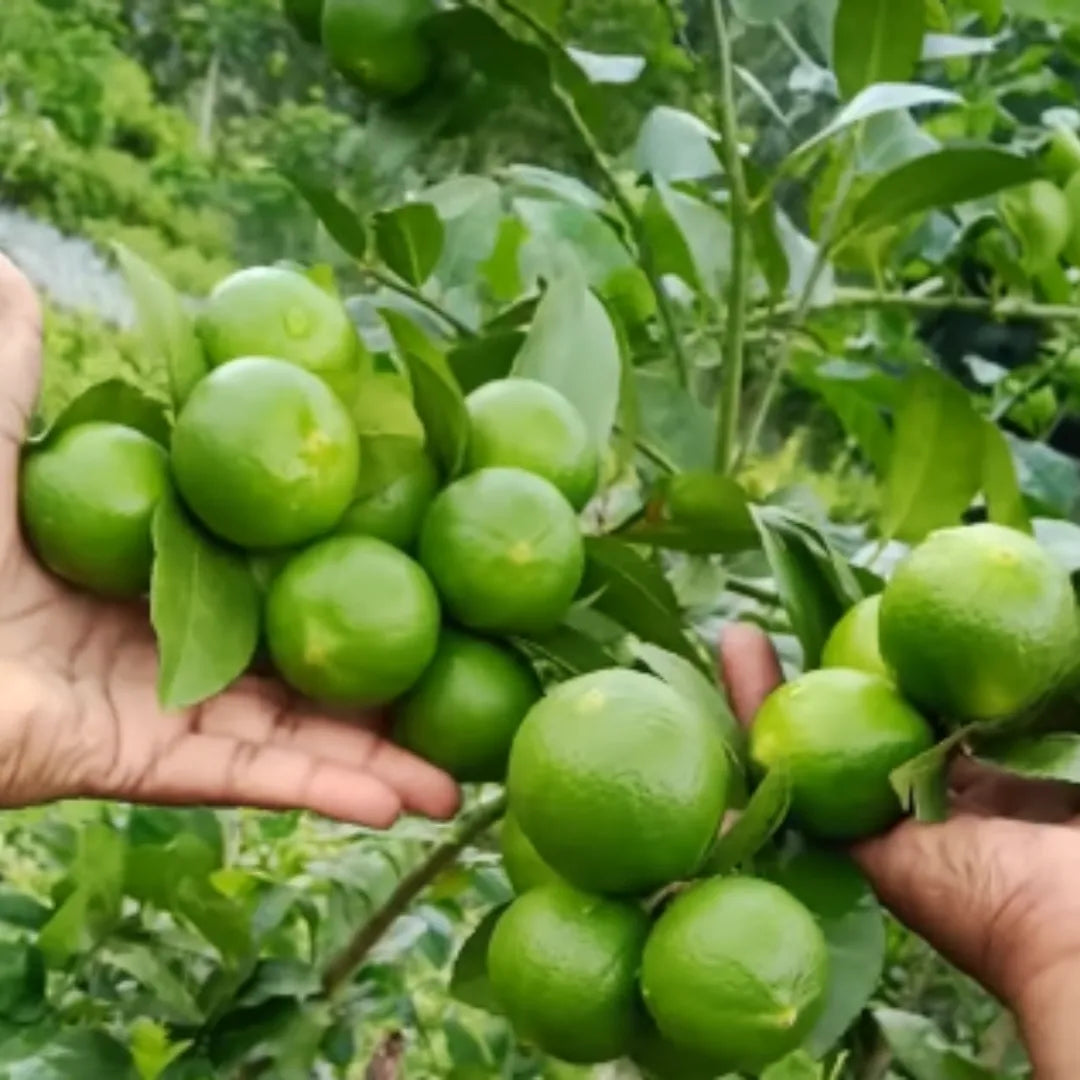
[
  {"left": 419, "top": 467, "right": 584, "bottom": 635},
  {"left": 337, "top": 443, "right": 438, "bottom": 550},
  {"left": 171, "top": 357, "right": 359, "bottom": 550},
  {"left": 266, "top": 535, "right": 439, "bottom": 706},
  {"left": 322, "top": 0, "right": 434, "bottom": 99},
  {"left": 821, "top": 595, "right": 890, "bottom": 679},
  {"left": 507, "top": 669, "right": 730, "bottom": 896},
  {"left": 750, "top": 668, "right": 934, "bottom": 841},
  {"left": 198, "top": 266, "right": 363, "bottom": 403},
  {"left": 879, "top": 523, "right": 1080, "bottom": 723},
  {"left": 465, "top": 379, "right": 598, "bottom": 511},
  {"left": 640, "top": 876, "right": 828, "bottom": 1074},
  {"left": 21, "top": 422, "right": 168, "bottom": 597},
  {"left": 487, "top": 882, "right": 648, "bottom": 1064},
  {"left": 500, "top": 810, "right": 562, "bottom": 893},
  {"left": 393, "top": 629, "right": 540, "bottom": 782}
]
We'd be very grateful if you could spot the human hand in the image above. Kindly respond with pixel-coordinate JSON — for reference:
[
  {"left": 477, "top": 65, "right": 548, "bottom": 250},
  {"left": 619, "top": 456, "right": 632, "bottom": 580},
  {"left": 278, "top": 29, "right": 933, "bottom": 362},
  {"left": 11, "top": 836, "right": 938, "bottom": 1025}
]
[
  {"left": 0, "top": 254, "right": 460, "bottom": 826},
  {"left": 720, "top": 622, "right": 1080, "bottom": 1079}
]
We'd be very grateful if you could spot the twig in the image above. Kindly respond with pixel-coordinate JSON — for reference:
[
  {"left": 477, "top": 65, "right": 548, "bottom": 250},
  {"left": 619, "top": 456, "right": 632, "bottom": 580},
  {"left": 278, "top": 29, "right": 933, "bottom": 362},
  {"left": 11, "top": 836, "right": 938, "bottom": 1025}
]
[
  {"left": 710, "top": 0, "right": 754, "bottom": 474},
  {"left": 366, "top": 266, "right": 476, "bottom": 339},
  {"left": 726, "top": 574, "right": 782, "bottom": 607},
  {"left": 488, "top": 0, "right": 694, "bottom": 388},
  {"left": 321, "top": 793, "right": 507, "bottom": 997}
]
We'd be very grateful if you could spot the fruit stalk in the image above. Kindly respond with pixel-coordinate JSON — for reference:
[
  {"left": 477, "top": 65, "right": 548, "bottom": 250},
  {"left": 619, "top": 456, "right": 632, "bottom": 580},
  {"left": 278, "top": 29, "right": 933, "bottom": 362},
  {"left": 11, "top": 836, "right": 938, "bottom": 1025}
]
[
  {"left": 320, "top": 792, "right": 508, "bottom": 997},
  {"left": 710, "top": 0, "right": 753, "bottom": 475}
]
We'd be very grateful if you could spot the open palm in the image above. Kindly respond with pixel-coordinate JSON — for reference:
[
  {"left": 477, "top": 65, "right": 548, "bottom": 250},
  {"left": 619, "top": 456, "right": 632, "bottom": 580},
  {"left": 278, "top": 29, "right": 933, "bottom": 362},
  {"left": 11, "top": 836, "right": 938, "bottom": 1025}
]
[{"left": 0, "top": 255, "right": 459, "bottom": 825}]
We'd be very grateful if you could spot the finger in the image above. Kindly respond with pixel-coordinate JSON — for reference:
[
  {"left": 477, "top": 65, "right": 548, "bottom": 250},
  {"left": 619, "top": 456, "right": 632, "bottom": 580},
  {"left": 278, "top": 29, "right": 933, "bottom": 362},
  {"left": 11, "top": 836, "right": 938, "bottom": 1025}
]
[
  {"left": 198, "top": 680, "right": 461, "bottom": 820},
  {"left": 135, "top": 733, "right": 404, "bottom": 827},
  {"left": 852, "top": 815, "right": 1077, "bottom": 999},
  {"left": 719, "top": 622, "right": 784, "bottom": 727}
]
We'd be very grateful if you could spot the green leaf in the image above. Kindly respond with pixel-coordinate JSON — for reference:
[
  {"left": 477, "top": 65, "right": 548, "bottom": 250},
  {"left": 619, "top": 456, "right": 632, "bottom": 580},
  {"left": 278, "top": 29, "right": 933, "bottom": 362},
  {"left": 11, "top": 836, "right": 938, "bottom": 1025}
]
[
  {"left": 753, "top": 508, "right": 863, "bottom": 668},
  {"left": 286, "top": 176, "right": 367, "bottom": 260},
  {"left": 890, "top": 730, "right": 968, "bottom": 822},
  {"left": 1003, "top": 0, "right": 1080, "bottom": 24},
  {"left": 1007, "top": 434, "right": 1080, "bottom": 519},
  {"left": 623, "top": 471, "right": 758, "bottom": 555},
  {"left": 975, "top": 733, "right": 1080, "bottom": 784},
  {"left": 628, "top": 641, "right": 745, "bottom": 758},
  {"left": 764, "top": 842, "right": 886, "bottom": 1056},
  {"left": 511, "top": 266, "right": 621, "bottom": 449},
  {"left": 381, "top": 310, "right": 470, "bottom": 478},
  {"left": 104, "top": 944, "right": 203, "bottom": 1025},
  {"left": 873, "top": 1008, "right": 998, "bottom": 1079},
  {"left": 635, "top": 368, "right": 715, "bottom": 471},
  {"left": 921, "top": 33, "right": 997, "bottom": 59},
  {"left": 373, "top": 203, "right": 444, "bottom": 287},
  {"left": 512, "top": 0, "right": 566, "bottom": 29},
  {"left": 705, "top": 766, "right": 790, "bottom": 875},
  {"left": 512, "top": 625, "right": 619, "bottom": 680},
  {"left": 833, "top": 0, "right": 925, "bottom": 99},
  {"left": 745, "top": 162, "right": 790, "bottom": 299},
  {"left": 1034, "top": 518, "right": 1080, "bottom": 572},
  {"left": 2, "top": 1031, "right": 137, "bottom": 1080},
  {"left": 350, "top": 372, "right": 425, "bottom": 445},
  {"left": 150, "top": 492, "right": 260, "bottom": 710},
  {"left": 850, "top": 148, "right": 1038, "bottom": 235},
  {"left": 29, "top": 379, "right": 171, "bottom": 448},
  {"left": 633, "top": 107, "right": 721, "bottom": 182},
  {"left": 982, "top": 421, "right": 1031, "bottom": 533},
  {"left": 130, "top": 1018, "right": 192, "bottom": 1080},
  {"left": 449, "top": 906, "right": 508, "bottom": 1015},
  {"left": 642, "top": 182, "right": 731, "bottom": 299},
  {"left": 761, "top": 1051, "right": 826, "bottom": 1080},
  {"left": 113, "top": 243, "right": 206, "bottom": 410},
  {"left": 448, "top": 332, "right": 525, "bottom": 395},
  {"left": 880, "top": 368, "right": 985, "bottom": 542},
  {"left": 500, "top": 164, "right": 606, "bottom": 211},
  {"left": 732, "top": 0, "right": 803, "bottom": 23},
  {"left": 0, "top": 943, "right": 44, "bottom": 1024},
  {"left": 0, "top": 891, "right": 49, "bottom": 932},
  {"left": 582, "top": 538, "right": 707, "bottom": 671},
  {"left": 566, "top": 48, "right": 645, "bottom": 85}
]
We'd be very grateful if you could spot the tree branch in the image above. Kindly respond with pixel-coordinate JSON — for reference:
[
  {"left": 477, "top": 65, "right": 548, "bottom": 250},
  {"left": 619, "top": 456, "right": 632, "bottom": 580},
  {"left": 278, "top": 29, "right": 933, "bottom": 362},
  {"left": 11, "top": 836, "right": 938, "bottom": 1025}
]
[
  {"left": 710, "top": 0, "right": 753, "bottom": 474},
  {"left": 321, "top": 793, "right": 507, "bottom": 998},
  {"left": 487, "top": 0, "right": 693, "bottom": 388},
  {"left": 365, "top": 266, "right": 476, "bottom": 339}
]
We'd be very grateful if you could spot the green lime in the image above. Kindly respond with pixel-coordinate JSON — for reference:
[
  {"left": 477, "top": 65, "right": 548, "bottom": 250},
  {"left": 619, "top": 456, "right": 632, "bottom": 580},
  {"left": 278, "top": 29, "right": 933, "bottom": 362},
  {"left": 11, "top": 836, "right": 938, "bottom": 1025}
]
[
  {"left": 198, "top": 266, "right": 364, "bottom": 403},
  {"left": 419, "top": 467, "right": 584, "bottom": 635},
  {"left": 640, "top": 876, "right": 828, "bottom": 1074},
  {"left": 880, "top": 523, "right": 1079, "bottom": 723},
  {"left": 500, "top": 810, "right": 563, "bottom": 893},
  {"left": 393, "top": 629, "right": 540, "bottom": 782},
  {"left": 750, "top": 668, "right": 934, "bottom": 840},
  {"left": 487, "top": 882, "right": 648, "bottom": 1064},
  {"left": 821, "top": 595, "right": 890, "bottom": 679},
  {"left": 507, "top": 669, "right": 730, "bottom": 896},
  {"left": 322, "top": 0, "right": 434, "bottom": 99},
  {"left": 1000, "top": 180, "right": 1071, "bottom": 272},
  {"left": 284, "top": 0, "right": 323, "bottom": 42},
  {"left": 465, "top": 379, "right": 598, "bottom": 511},
  {"left": 266, "top": 535, "right": 439, "bottom": 706},
  {"left": 20, "top": 422, "right": 168, "bottom": 597},
  {"left": 172, "top": 357, "right": 359, "bottom": 550},
  {"left": 337, "top": 443, "right": 438, "bottom": 550}
]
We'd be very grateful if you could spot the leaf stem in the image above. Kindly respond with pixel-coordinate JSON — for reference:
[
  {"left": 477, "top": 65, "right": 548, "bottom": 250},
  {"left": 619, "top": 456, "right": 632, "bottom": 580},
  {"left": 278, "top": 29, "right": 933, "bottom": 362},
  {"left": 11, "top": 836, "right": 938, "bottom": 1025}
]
[
  {"left": 710, "top": 0, "right": 754, "bottom": 475},
  {"left": 365, "top": 266, "right": 476, "bottom": 339},
  {"left": 487, "top": 0, "right": 693, "bottom": 389},
  {"left": 321, "top": 793, "right": 507, "bottom": 998},
  {"left": 725, "top": 574, "right": 782, "bottom": 607}
]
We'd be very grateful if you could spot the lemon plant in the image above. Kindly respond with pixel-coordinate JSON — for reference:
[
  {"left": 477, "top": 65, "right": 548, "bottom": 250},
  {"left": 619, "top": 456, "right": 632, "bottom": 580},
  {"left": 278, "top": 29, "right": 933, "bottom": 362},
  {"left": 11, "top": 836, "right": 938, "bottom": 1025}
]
[{"left": 14, "top": 0, "right": 1080, "bottom": 1076}]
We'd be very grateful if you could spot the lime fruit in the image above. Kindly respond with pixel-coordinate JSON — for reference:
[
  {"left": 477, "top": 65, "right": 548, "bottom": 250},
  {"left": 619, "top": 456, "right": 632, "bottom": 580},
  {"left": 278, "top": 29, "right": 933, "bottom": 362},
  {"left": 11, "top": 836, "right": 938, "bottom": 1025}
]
[
  {"left": 322, "top": 0, "right": 434, "bottom": 99},
  {"left": 337, "top": 443, "right": 438, "bottom": 550},
  {"left": 266, "top": 535, "right": 439, "bottom": 706},
  {"left": 880, "top": 523, "right": 1079, "bottom": 722},
  {"left": 419, "top": 467, "right": 584, "bottom": 635},
  {"left": 393, "top": 629, "right": 540, "bottom": 782},
  {"left": 750, "top": 668, "right": 934, "bottom": 841},
  {"left": 172, "top": 357, "right": 359, "bottom": 550},
  {"left": 507, "top": 669, "right": 730, "bottom": 896},
  {"left": 198, "top": 266, "right": 363, "bottom": 403},
  {"left": 500, "top": 811, "right": 562, "bottom": 893},
  {"left": 640, "top": 876, "right": 828, "bottom": 1074},
  {"left": 20, "top": 422, "right": 168, "bottom": 598},
  {"left": 821, "top": 595, "right": 890, "bottom": 679},
  {"left": 284, "top": 0, "right": 323, "bottom": 42},
  {"left": 487, "top": 882, "right": 648, "bottom": 1064},
  {"left": 465, "top": 379, "right": 598, "bottom": 511},
  {"left": 1000, "top": 180, "right": 1071, "bottom": 271}
]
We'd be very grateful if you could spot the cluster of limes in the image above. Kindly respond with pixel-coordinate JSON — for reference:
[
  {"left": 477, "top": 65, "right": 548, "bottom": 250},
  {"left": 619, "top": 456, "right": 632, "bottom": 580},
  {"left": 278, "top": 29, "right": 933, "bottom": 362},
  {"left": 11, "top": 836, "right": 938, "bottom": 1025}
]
[{"left": 285, "top": 0, "right": 437, "bottom": 100}]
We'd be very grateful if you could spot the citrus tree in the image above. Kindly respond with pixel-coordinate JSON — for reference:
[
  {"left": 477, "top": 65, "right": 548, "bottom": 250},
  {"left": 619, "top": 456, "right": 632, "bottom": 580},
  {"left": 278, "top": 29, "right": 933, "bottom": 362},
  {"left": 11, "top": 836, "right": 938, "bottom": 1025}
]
[{"left": 6, "top": 0, "right": 1080, "bottom": 1077}]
